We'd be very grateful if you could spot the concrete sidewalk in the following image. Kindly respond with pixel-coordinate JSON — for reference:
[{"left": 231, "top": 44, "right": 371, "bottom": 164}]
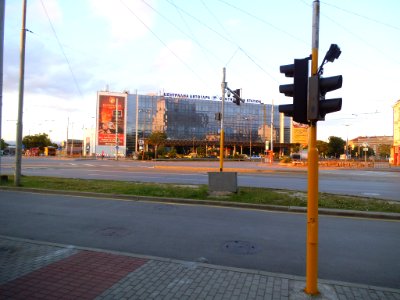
[{"left": 0, "top": 236, "right": 399, "bottom": 300}]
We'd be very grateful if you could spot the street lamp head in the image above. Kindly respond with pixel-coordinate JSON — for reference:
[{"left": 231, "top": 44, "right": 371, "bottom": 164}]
[
  {"left": 325, "top": 44, "right": 341, "bottom": 63},
  {"left": 318, "top": 44, "right": 341, "bottom": 75}
]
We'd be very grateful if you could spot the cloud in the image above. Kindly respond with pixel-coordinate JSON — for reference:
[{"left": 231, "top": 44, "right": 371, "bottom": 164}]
[
  {"left": 29, "top": 0, "right": 63, "bottom": 24},
  {"left": 88, "top": 0, "right": 155, "bottom": 45},
  {"left": 153, "top": 39, "right": 193, "bottom": 70}
]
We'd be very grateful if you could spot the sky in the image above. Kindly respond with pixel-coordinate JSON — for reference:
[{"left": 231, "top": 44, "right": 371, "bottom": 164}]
[{"left": 1, "top": 0, "right": 399, "bottom": 144}]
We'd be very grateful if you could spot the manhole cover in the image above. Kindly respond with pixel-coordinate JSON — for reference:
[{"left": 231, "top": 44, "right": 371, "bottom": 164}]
[
  {"left": 221, "top": 240, "right": 259, "bottom": 255},
  {"left": 97, "top": 227, "right": 131, "bottom": 237},
  {"left": 0, "top": 246, "right": 18, "bottom": 254}
]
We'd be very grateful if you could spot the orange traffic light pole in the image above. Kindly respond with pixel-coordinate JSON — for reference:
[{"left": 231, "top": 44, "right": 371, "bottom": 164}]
[
  {"left": 219, "top": 67, "right": 226, "bottom": 172},
  {"left": 305, "top": 0, "right": 320, "bottom": 295}
]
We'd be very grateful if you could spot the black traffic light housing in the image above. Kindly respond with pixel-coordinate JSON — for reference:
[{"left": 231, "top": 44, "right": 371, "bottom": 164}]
[
  {"left": 233, "top": 89, "right": 241, "bottom": 105},
  {"left": 278, "top": 58, "right": 309, "bottom": 124},
  {"left": 308, "top": 43, "right": 343, "bottom": 121},
  {"left": 308, "top": 74, "right": 342, "bottom": 121}
]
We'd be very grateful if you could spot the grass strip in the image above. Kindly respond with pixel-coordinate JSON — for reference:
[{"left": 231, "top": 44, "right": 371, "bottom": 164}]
[{"left": 1, "top": 176, "right": 399, "bottom": 214}]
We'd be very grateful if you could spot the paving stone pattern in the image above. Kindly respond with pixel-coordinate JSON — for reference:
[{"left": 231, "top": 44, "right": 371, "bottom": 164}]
[
  {"left": 97, "top": 260, "right": 291, "bottom": 300},
  {"left": 1, "top": 250, "right": 147, "bottom": 300},
  {"left": 0, "top": 239, "right": 78, "bottom": 284},
  {"left": 1, "top": 237, "right": 399, "bottom": 300}
]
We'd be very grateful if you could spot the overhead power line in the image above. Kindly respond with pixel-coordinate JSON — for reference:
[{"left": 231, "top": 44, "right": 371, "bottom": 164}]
[
  {"left": 165, "top": 0, "right": 279, "bottom": 82},
  {"left": 322, "top": 1, "right": 400, "bottom": 32},
  {"left": 120, "top": 0, "right": 207, "bottom": 87},
  {"left": 40, "top": 0, "right": 83, "bottom": 98},
  {"left": 217, "top": 0, "right": 308, "bottom": 46},
  {"left": 142, "top": 0, "right": 222, "bottom": 66}
]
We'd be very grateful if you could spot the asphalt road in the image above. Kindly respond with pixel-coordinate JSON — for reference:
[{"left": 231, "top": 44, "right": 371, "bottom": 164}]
[
  {"left": 1, "top": 157, "right": 399, "bottom": 201},
  {"left": 0, "top": 190, "right": 399, "bottom": 288}
]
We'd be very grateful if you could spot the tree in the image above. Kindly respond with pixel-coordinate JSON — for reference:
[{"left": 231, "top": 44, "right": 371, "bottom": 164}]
[
  {"left": 378, "top": 144, "right": 391, "bottom": 159},
  {"left": 196, "top": 145, "right": 206, "bottom": 157},
  {"left": 22, "top": 133, "right": 54, "bottom": 150},
  {"left": 316, "top": 140, "right": 328, "bottom": 157},
  {"left": 1, "top": 138, "right": 8, "bottom": 150},
  {"left": 290, "top": 143, "right": 301, "bottom": 153},
  {"left": 327, "top": 136, "right": 345, "bottom": 158},
  {"left": 148, "top": 131, "right": 167, "bottom": 159}
]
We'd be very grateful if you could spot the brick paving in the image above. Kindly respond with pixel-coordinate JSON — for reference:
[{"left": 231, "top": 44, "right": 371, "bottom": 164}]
[
  {"left": 0, "top": 236, "right": 399, "bottom": 300},
  {"left": 0, "top": 251, "right": 147, "bottom": 299}
]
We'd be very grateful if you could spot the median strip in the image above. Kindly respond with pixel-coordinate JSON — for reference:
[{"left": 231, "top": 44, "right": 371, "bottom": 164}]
[{"left": 0, "top": 176, "right": 399, "bottom": 220}]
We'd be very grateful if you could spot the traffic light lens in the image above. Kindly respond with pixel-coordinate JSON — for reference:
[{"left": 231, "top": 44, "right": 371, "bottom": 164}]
[{"left": 320, "top": 75, "right": 342, "bottom": 96}]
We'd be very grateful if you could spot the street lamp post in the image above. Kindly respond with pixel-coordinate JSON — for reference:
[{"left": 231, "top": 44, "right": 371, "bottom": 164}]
[
  {"left": 0, "top": 1, "right": 5, "bottom": 178},
  {"left": 115, "top": 97, "right": 119, "bottom": 160},
  {"left": 135, "top": 91, "right": 139, "bottom": 156},
  {"left": 70, "top": 122, "right": 74, "bottom": 156},
  {"left": 139, "top": 109, "right": 151, "bottom": 159},
  {"left": 219, "top": 68, "right": 226, "bottom": 172},
  {"left": 345, "top": 124, "right": 350, "bottom": 159},
  {"left": 15, "top": 0, "right": 27, "bottom": 186},
  {"left": 244, "top": 117, "right": 254, "bottom": 158}
]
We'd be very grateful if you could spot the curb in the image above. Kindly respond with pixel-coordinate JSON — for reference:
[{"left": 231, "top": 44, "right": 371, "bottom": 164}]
[{"left": 1, "top": 186, "right": 399, "bottom": 220}]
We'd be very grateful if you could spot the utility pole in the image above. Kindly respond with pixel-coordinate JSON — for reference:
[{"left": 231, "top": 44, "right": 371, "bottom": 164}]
[
  {"left": 270, "top": 100, "right": 274, "bottom": 155},
  {"left": 115, "top": 97, "right": 119, "bottom": 160},
  {"left": 66, "top": 117, "right": 69, "bottom": 155},
  {"left": 0, "top": 0, "right": 5, "bottom": 177},
  {"left": 15, "top": 0, "right": 27, "bottom": 186},
  {"left": 70, "top": 122, "right": 74, "bottom": 156},
  {"left": 305, "top": 0, "right": 320, "bottom": 295},
  {"left": 219, "top": 68, "right": 226, "bottom": 172},
  {"left": 135, "top": 91, "right": 139, "bottom": 155}
]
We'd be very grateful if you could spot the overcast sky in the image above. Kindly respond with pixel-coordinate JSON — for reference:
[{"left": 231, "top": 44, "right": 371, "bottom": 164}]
[{"left": 2, "top": 0, "right": 399, "bottom": 143}]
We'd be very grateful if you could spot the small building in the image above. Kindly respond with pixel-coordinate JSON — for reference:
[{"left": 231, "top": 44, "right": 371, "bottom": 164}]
[
  {"left": 62, "top": 139, "right": 83, "bottom": 156},
  {"left": 349, "top": 135, "right": 393, "bottom": 159}
]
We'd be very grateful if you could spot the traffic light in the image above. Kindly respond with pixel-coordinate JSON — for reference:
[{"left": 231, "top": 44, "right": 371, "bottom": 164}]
[
  {"left": 278, "top": 58, "right": 309, "bottom": 124},
  {"left": 308, "top": 44, "right": 343, "bottom": 121},
  {"left": 308, "top": 74, "right": 342, "bottom": 121},
  {"left": 233, "top": 89, "right": 241, "bottom": 105}
]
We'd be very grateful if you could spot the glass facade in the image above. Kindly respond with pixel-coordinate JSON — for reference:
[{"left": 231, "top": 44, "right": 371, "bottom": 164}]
[{"left": 123, "top": 93, "right": 291, "bottom": 155}]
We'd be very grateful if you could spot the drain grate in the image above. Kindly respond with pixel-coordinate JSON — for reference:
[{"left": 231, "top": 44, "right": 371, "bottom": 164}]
[{"left": 221, "top": 240, "right": 259, "bottom": 255}]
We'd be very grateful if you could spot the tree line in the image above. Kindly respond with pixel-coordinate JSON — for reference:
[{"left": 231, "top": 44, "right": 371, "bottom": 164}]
[
  {"left": 292, "top": 136, "right": 391, "bottom": 159},
  {"left": 1, "top": 133, "right": 58, "bottom": 152},
  {"left": 1, "top": 133, "right": 391, "bottom": 159}
]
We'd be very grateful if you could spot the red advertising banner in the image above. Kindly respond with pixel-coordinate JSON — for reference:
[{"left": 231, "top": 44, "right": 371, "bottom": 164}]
[{"left": 97, "top": 94, "right": 126, "bottom": 146}]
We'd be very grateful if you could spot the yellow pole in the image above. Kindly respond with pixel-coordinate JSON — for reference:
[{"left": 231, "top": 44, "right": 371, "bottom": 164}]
[
  {"left": 219, "top": 128, "right": 224, "bottom": 172},
  {"left": 305, "top": 0, "right": 320, "bottom": 295},
  {"left": 219, "top": 68, "right": 226, "bottom": 172},
  {"left": 305, "top": 121, "right": 318, "bottom": 295}
]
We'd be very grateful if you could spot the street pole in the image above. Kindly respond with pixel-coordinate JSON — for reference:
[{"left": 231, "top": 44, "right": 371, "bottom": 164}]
[
  {"left": 305, "top": 0, "right": 320, "bottom": 295},
  {"left": 15, "top": 0, "right": 27, "bottom": 186},
  {"left": 66, "top": 117, "right": 69, "bottom": 156},
  {"left": 135, "top": 90, "right": 139, "bottom": 155},
  {"left": 249, "top": 118, "right": 252, "bottom": 157},
  {"left": 0, "top": 0, "right": 5, "bottom": 177},
  {"left": 70, "top": 123, "right": 74, "bottom": 156},
  {"left": 346, "top": 138, "right": 348, "bottom": 158},
  {"left": 115, "top": 97, "right": 119, "bottom": 160},
  {"left": 270, "top": 100, "right": 274, "bottom": 157},
  {"left": 219, "top": 67, "right": 226, "bottom": 172}
]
